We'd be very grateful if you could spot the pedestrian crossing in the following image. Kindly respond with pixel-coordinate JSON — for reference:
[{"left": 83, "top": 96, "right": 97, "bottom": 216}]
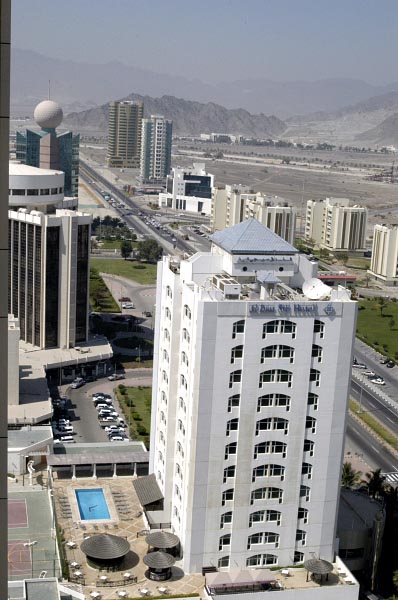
[{"left": 382, "top": 472, "right": 398, "bottom": 483}]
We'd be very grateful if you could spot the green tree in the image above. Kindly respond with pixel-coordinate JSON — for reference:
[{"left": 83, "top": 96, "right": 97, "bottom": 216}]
[
  {"left": 378, "top": 296, "right": 388, "bottom": 317},
  {"left": 136, "top": 239, "right": 163, "bottom": 262},
  {"left": 363, "top": 468, "right": 386, "bottom": 499},
  {"left": 341, "top": 462, "right": 362, "bottom": 488},
  {"left": 120, "top": 240, "right": 132, "bottom": 260}
]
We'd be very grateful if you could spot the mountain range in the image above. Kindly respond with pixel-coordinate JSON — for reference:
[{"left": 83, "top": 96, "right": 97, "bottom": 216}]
[
  {"left": 11, "top": 48, "right": 398, "bottom": 118},
  {"left": 64, "top": 94, "right": 286, "bottom": 138}
]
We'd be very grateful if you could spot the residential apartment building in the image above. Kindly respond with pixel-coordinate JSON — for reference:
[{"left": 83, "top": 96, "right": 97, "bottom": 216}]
[
  {"left": 368, "top": 224, "right": 398, "bottom": 285},
  {"left": 150, "top": 218, "right": 357, "bottom": 575},
  {"left": 8, "top": 163, "right": 91, "bottom": 349},
  {"left": 140, "top": 115, "right": 173, "bottom": 182},
  {"left": 106, "top": 100, "right": 144, "bottom": 168},
  {"left": 212, "top": 185, "right": 296, "bottom": 244},
  {"left": 305, "top": 197, "right": 368, "bottom": 251},
  {"left": 158, "top": 163, "right": 214, "bottom": 215},
  {"left": 16, "top": 100, "right": 80, "bottom": 197}
]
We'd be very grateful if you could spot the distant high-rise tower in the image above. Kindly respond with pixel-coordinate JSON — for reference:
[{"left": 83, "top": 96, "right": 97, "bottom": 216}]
[
  {"left": 16, "top": 100, "right": 80, "bottom": 197},
  {"left": 106, "top": 100, "right": 144, "bottom": 168},
  {"left": 140, "top": 115, "right": 172, "bottom": 182}
]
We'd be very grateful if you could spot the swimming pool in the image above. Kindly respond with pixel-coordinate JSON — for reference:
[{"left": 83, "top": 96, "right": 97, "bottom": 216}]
[{"left": 75, "top": 488, "right": 110, "bottom": 520}]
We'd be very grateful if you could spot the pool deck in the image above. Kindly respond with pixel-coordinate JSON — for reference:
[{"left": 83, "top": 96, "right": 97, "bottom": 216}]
[{"left": 53, "top": 474, "right": 204, "bottom": 599}]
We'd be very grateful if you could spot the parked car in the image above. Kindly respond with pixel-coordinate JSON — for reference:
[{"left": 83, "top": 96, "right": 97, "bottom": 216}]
[
  {"left": 71, "top": 378, "right": 85, "bottom": 389},
  {"left": 143, "top": 311, "right": 152, "bottom": 317},
  {"left": 380, "top": 357, "right": 390, "bottom": 364},
  {"left": 58, "top": 425, "right": 74, "bottom": 433},
  {"left": 100, "top": 416, "right": 117, "bottom": 423},
  {"left": 119, "top": 297, "right": 131, "bottom": 303},
  {"left": 108, "top": 373, "right": 125, "bottom": 381},
  {"left": 352, "top": 363, "right": 367, "bottom": 369},
  {"left": 109, "top": 435, "right": 129, "bottom": 442},
  {"left": 85, "top": 375, "right": 97, "bottom": 383},
  {"left": 364, "top": 371, "right": 376, "bottom": 378},
  {"left": 369, "top": 377, "right": 385, "bottom": 386},
  {"left": 105, "top": 425, "right": 123, "bottom": 433},
  {"left": 54, "top": 435, "right": 75, "bottom": 443},
  {"left": 386, "top": 361, "right": 395, "bottom": 368},
  {"left": 57, "top": 419, "right": 70, "bottom": 426},
  {"left": 94, "top": 398, "right": 113, "bottom": 406},
  {"left": 92, "top": 392, "right": 111, "bottom": 401}
]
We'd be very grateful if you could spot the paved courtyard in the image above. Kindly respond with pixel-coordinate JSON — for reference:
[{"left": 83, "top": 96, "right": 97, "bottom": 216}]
[{"left": 52, "top": 473, "right": 204, "bottom": 599}]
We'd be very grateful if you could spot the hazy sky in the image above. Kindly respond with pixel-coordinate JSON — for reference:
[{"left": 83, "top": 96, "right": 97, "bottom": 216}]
[{"left": 11, "top": 0, "right": 398, "bottom": 84}]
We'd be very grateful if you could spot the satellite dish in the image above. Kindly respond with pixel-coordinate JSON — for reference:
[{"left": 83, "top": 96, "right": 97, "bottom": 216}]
[{"left": 302, "top": 278, "right": 331, "bottom": 300}]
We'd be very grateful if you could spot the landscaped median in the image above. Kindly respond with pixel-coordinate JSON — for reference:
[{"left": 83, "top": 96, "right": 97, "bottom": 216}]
[
  {"left": 349, "top": 398, "right": 398, "bottom": 453},
  {"left": 116, "top": 385, "right": 152, "bottom": 448}
]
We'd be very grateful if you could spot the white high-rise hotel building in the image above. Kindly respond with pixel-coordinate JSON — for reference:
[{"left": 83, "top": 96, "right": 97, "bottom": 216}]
[{"left": 150, "top": 218, "right": 356, "bottom": 574}]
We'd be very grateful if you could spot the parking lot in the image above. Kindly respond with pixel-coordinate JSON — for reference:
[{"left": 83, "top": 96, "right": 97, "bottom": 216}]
[{"left": 52, "top": 369, "right": 152, "bottom": 444}]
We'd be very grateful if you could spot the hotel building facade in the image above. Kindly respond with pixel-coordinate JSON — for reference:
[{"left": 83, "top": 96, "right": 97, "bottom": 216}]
[{"left": 150, "top": 219, "right": 357, "bottom": 574}]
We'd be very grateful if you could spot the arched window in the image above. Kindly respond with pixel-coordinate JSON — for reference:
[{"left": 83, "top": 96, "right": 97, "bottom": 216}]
[
  {"left": 229, "top": 370, "right": 242, "bottom": 388},
  {"left": 306, "top": 417, "right": 317, "bottom": 434},
  {"left": 256, "top": 418, "right": 289, "bottom": 435},
  {"left": 219, "top": 534, "right": 231, "bottom": 550},
  {"left": 300, "top": 485, "right": 310, "bottom": 501},
  {"left": 181, "top": 351, "right": 189, "bottom": 367},
  {"left": 249, "top": 510, "right": 281, "bottom": 527},
  {"left": 232, "top": 320, "right": 245, "bottom": 339},
  {"left": 304, "top": 439, "right": 314, "bottom": 456},
  {"left": 298, "top": 508, "right": 308, "bottom": 524},
  {"left": 218, "top": 556, "right": 230, "bottom": 568},
  {"left": 259, "top": 370, "right": 292, "bottom": 387},
  {"left": 166, "top": 285, "right": 173, "bottom": 299},
  {"left": 246, "top": 554, "right": 278, "bottom": 567},
  {"left": 161, "top": 391, "right": 167, "bottom": 404},
  {"left": 263, "top": 320, "right": 296, "bottom": 338},
  {"left": 254, "top": 441, "right": 287, "bottom": 459},
  {"left": 222, "top": 489, "right": 234, "bottom": 505},
  {"left": 296, "top": 529, "right": 307, "bottom": 546},
  {"left": 165, "top": 307, "right": 171, "bottom": 319},
  {"left": 163, "top": 349, "right": 169, "bottom": 362},
  {"left": 247, "top": 531, "right": 279, "bottom": 549},
  {"left": 310, "top": 369, "right": 320, "bottom": 386},
  {"left": 231, "top": 345, "right": 244, "bottom": 363},
  {"left": 261, "top": 345, "right": 294, "bottom": 363},
  {"left": 307, "top": 393, "right": 318, "bottom": 410},
  {"left": 252, "top": 464, "right": 285, "bottom": 482},
  {"left": 257, "top": 394, "right": 290, "bottom": 411},
  {"left": 314, "top": 320, "right": 325, "bottom": 338},
  {"left": 312, "top": 344, "right": 323, "bottom": 362},
  {"left": 183, "top": 305, "right": 191, "bottom": 319},
  {"left": 294, "top": 551, "right": 304, "bottom": 564},
  {"left": 164, "top": 328, "right": 170, "bottom": 341},
  {"left": 301, "top": 462, "right": 313, "bottom": 479},
  {"left": 251, "top": 487, "right": 283, "bottom": 504},
  {"left": 223, "top": 466, "right": 236, "bottom": 483},
  {"left": 228, "top": 394, "right": 240, "bottom": 412},
  {"left": 178, "top": 419, "right": 185, "bottom": 435},
  {"left": 226, "top": 418, "right": 239, "bottom": 436},
  {"left": 220, "top": 511, "right": 233, "bottom": 528},
  {"left": 182, "top": 328, "right": 190, "bottom": 343},
  {"left": 225, "top": 442, "right": 237, "bottom": 459}
]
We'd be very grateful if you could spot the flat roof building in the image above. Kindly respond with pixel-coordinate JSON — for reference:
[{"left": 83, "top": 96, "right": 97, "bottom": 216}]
[
  {"left": 150, "top": 218, "right": 357, "bottom": 575},
  {"left": 368, "top": 224, "right": 398, "bottom": 286},
  {"left": 212, "top": 185, "right": 296, "bottom": 244},
  {"left": 106, "top": 100, "right": 144, "bottom": 168},
  {"left": 159, "top": 163, "right": 214, "bottom": 215},
  {"left": 305, "top": 197, "right": 368, "bottom": 252},
  {"left": 140, "top": 115, "right": 172, "bottom": 183}
]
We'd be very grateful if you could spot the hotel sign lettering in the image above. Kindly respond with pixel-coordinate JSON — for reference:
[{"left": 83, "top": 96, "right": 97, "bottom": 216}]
[{"left": 249, "top": 303, "right": 336, "bottom": 316}]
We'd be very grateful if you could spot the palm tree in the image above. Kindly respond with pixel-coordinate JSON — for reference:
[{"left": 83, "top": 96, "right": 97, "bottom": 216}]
[
  {"left": 378, "top": 296, "right": 387, "bottom": 317},
  {"left": 363, "top": 468, "right": 386, "bottom": 499},
  {"left": 341, "top": 462, "right": 362, "bottom": 488}
]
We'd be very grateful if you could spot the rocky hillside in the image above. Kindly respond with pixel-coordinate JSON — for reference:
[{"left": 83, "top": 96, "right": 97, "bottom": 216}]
[
  {"left": 65, "top": 93, "right": 286, "bottom": 138},
  {"left": 356, "top": 112, "right": 398, "bottom": 145}
]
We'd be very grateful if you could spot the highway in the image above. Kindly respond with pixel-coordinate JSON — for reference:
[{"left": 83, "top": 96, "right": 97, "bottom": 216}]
[
  {"left": 350, "top": 378, "right": 398, "bottom": 433},
  {"left": 80, "top": 160, "right": 195, "bottom": 255},
  {"left": 346, "top": 415, "right": 398, "bottom": 475}
]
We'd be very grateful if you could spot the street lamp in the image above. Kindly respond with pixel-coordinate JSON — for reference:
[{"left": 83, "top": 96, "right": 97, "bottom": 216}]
[{"left": 24, "top": 541, "right": 38, "bottom": 578}]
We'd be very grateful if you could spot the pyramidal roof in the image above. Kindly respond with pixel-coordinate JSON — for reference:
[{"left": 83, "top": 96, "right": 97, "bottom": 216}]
[{"left": 209, "top": 218, "right": 298, "bottom": 255}]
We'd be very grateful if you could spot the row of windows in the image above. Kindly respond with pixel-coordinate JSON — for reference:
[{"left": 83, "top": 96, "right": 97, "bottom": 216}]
[
  {"left": 229, "top": 368, "right": 321, "bottom": 388},
  {"left": 227, "top": 392, "right": 318, "bottom": 412},
  {"left": 218, "top": 552, "right": 304, "bottom": 569},
  {"left": 223, "top": 437, "right": 315, "bottom": 460},
  {"left": 9, "top": 187, "right": 64, "bottom": 196},
  {"left": 221, "top": 486, "right": 310, "bottom": 506},
  {"left": 232, "top": 319, "right": 325, "bottom": 339},
  {"left": 230, "top": 343, "right": 323, "bottom": 364}
]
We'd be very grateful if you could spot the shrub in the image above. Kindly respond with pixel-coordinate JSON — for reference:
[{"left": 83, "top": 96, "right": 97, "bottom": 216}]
[
  {"left": 137, "top": 424, "right": 147, "bottom": 435},
  {"left": 133, "top": 264, "right": 146, "bottom": 270},
  {"left": 132, "top": 412, "right": 142, "bottom": 421},
  {"left": 118, "top": 384, "right": 126, "bottom": 393}
]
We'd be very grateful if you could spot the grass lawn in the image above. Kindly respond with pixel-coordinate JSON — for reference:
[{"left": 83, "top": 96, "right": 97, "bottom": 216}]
[
  {"left": 356, "top": 298, "right": 398, "bottom": 359},
  {"left": 346, "top": 257, "right": 371, "bottom": 270},
  {"left": 116, "top": 385, "right": 152, "bottom": 448},
  {"left": 99, "top": 240, "right": 138, "bottom": 250},
  {"left": 91, "top": 258, "right": 157, "bottom": 284},
  {"left": 90, "top": 268, "right": 120, "bottom": 313}
]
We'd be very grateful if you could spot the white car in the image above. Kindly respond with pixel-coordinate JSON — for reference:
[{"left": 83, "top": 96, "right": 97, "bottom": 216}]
[
  {"left": 54, "top": 435, "right": 75, "bottom": 443},
  {"left": 370, "top": 377, "right": 385, "bottom": 386},
  {"left": 121, "top": 302, "right": 135, "bottom": 309},
  {"left": 105, "top": 425, "right": 123, "bottom": 433},
  {"left": 109, "top": 435, "right": 129, "bottom": 442}
]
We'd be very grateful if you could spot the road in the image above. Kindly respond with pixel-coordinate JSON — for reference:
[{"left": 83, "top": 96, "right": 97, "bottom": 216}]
[
  {"left": 353, "top": 339, "right": 398, "bottom": 401},
  {"left": 345, "top": 415, "right": 398, "bottom": 477},
  {"left": 351, "top": 379, "right": 398, "bottom": 433},
  {"left": 80, "top": 161, "right": 195, "bottom": 255}
]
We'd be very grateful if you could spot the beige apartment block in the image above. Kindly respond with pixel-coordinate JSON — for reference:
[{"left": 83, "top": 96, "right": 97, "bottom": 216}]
[
  {"left": 106, "top": 100, "right": 144, "bottom": 168},
  {"left": 369, "top": 224, "right": 398, "bottom": 285},
  {"left": 305, "top": 197, "right": 367, "bottom": 251},
  {"left": 212, "top": 185, "right": 296, "bottom": 244}
]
